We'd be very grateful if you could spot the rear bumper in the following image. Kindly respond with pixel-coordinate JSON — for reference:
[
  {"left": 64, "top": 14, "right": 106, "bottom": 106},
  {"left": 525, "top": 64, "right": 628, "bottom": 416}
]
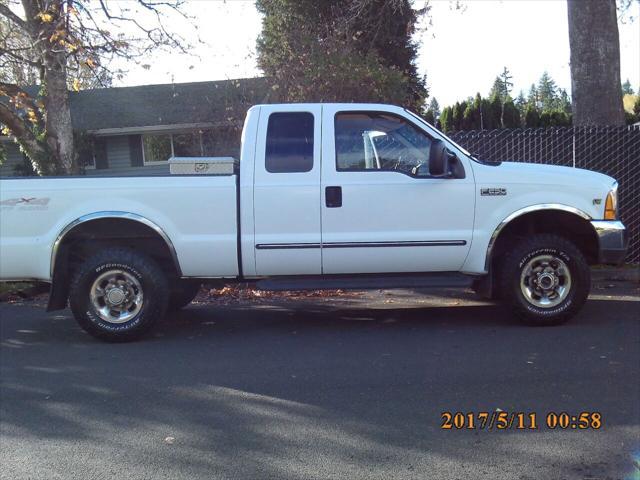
[{"left": 590, "top": 220, "right": 629, "bottom": 265}]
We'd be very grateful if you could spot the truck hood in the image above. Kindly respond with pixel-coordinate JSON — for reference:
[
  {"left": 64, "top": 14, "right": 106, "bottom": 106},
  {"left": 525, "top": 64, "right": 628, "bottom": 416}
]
[{"left": 476, "top": 161, "right": 616, "bottom": 189}]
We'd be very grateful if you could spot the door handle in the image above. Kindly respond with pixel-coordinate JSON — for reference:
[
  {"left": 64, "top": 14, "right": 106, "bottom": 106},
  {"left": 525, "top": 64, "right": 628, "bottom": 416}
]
[{"left": 325, "top": 186, "right": 342, "bottom": 208}]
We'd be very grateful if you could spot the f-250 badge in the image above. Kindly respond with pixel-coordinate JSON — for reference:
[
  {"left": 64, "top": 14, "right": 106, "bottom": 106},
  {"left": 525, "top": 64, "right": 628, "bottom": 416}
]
[
  {"left": 0, "top": 197, "right": 50, "bottom": 209},
  {"left": 480, "top": 188, "right": 507, "bottom": 196}
]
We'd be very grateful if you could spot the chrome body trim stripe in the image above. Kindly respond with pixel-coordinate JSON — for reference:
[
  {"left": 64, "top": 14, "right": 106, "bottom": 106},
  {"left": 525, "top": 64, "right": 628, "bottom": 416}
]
[
  {"left": 323, "top": 240, "right": 467, "bottom": 248},
  {"left": 255, "top": 240, "right": 466, "bottom": 250},
  {"left": 484, "top": 204, "right": 592, "bottom": 272},
  {"left": 51, "top": 211, "right": 182, "bottom": 278},
  {"left": 256, "top": 243, "right": 321, "bottom": 250}
]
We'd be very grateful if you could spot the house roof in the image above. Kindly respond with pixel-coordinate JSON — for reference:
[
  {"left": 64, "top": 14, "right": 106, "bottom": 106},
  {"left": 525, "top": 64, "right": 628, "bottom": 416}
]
[{"left": 69, "top": 77, "right": 271, "bottom": 132}]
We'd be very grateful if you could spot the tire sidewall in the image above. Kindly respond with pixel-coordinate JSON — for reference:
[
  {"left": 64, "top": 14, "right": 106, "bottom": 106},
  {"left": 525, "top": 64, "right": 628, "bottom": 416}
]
[{"left": 71, "top": 254, "right": 167, "bottom": 340}]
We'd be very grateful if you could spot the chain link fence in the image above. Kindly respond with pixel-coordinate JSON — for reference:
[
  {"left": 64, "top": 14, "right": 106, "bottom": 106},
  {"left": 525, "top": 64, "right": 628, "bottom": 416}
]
[{"left": 449, "top": 126, "right": 640, "bottom": 264}]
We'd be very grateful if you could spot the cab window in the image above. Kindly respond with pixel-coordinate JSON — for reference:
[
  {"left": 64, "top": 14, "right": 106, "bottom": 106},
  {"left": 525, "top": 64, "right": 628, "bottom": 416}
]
[
  {"left": 335, "top": 112, "right": 432, "bottom": 176},
  {"left": 266, "top": 112, "right": 314, "bottom": 173}
]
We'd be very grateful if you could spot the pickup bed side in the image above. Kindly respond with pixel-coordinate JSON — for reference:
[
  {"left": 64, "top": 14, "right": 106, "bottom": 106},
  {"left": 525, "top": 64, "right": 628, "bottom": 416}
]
[{"left": 0, "top": 175, "right": 239, "bottom": 281}]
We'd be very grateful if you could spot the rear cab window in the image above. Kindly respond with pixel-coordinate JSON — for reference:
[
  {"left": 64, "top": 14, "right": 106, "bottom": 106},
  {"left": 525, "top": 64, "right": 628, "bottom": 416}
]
[{"left": 265, "top": 112, "right": 314, "bottom": 173}]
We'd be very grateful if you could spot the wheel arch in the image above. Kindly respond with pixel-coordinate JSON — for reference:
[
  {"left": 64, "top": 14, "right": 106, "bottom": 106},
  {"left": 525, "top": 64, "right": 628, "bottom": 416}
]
[
  {"left": 479, "top": 205, "right": 599, "bottom": 300},
  {"left": 48, "top": 211, "right": 181, "bottom": 311},
  {"left": 486, "top": 205, "right": 597, "bottom": 270}
]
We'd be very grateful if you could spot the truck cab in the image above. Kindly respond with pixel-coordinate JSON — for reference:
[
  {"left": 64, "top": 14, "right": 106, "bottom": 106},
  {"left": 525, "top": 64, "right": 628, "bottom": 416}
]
[{"left": 242, "top": 104, "right": 476, "bottom": 277}]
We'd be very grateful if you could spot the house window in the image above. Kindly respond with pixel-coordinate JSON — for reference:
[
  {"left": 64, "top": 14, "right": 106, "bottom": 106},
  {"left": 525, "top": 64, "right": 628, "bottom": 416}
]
[
  {"left": 173, "top": 132, "right": 202, "bottom": 157},
  {"left": 141, "top": 129, "right": 236, "bottom": 165},
  {"left": 83, "top": 153, "right": 96, "bottom": 169},
  {"left": 142, "top": 133, "right": 173, "bottom": 165}
]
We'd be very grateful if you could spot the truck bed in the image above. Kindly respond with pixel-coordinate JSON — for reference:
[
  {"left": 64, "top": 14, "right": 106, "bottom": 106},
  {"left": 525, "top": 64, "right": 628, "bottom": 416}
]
[{"left": 0, "top": 175, "right": 239, "bottom": 281}]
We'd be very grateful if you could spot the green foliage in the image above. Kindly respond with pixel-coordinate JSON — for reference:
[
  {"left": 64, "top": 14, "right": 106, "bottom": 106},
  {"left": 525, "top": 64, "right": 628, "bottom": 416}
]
[
  {"left": 439, "top": 70, "right": 574, "bottom": 131},
  {"left": 489, "top": 66, "right": 513, "bottom": 102},
  {"left": 524, "top": 106, "right": 540, "bottom": 127},
  {"left": 621, "top": 79, "right": 635, "bottom": 95},
  {"left": 255, "top": 0, "right": 427, "bottom": 110},
  {"left": 514, "top": 91, "right": 526, "bottom": 111},
  {"left": 624, "top": 110, "right": 637, "bottom": 125},
  {"left": 0, "top": 142, "right": 5, "bottom": 166},
  {"left": 634, "top": 96, "right": 640, "bottom": 118},
  {"left": 537, "top": 71, "right": 558, "bottom": 111},
  {"left": 440, "top": 106, "right": 452, "bottom": 133},
  {"left": 423, "top": 97, "right": 440, "bottom": 125}
]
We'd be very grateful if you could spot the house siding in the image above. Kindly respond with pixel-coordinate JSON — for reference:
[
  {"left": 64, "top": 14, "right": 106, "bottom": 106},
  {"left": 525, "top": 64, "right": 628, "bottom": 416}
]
[
  {"left": 0, "top": 141, "right": 28, "bottom": 177},
  {"left": 87, "top": 135, "right": 170, "bottom": 176}
]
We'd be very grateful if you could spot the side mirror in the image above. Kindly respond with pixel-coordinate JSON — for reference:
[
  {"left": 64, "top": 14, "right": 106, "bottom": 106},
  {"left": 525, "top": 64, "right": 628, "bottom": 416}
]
[{"left": 429, "top": 139, "right": 452, "bottom": 177}]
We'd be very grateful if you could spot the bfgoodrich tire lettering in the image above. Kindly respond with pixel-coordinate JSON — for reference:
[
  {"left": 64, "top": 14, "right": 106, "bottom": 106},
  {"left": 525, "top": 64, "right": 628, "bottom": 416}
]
[
  {"left": 69, "top": 248, "right": 169, "bottom": 341},
  {"left": 500, "top": 234, "right": 590, "bottom": 326}
]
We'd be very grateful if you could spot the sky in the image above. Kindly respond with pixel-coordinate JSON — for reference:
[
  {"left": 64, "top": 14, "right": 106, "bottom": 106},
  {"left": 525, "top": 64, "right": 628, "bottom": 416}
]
[{"left": 116, "top": 0, "right": 640, "bottom": 107}]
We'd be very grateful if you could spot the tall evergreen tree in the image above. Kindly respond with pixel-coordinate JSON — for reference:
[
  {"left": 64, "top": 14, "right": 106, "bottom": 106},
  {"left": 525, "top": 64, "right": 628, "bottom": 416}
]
[
  {"left": 423, "top": 97, "right": 440, "bottom": 125},
  {"left": 558, "top": 89, "right": 572, "bottom": 114},
  {"left": 527, "top": 84, "right": 539, "bottom": 110},
  {"left": 256, "top": 0, "right": 427, "bottom": 109},
  {"left": 515, "top": 90, "right": 526, "bottom": 110},
  {"left": 537, "top": 72, "right": 558, "bottom": 112},
  {"left": 440, "top": 106, "right": 453, "bottom": 132},
  {"left": 621, "top": 79, "right": 635, "bottom": 95}
]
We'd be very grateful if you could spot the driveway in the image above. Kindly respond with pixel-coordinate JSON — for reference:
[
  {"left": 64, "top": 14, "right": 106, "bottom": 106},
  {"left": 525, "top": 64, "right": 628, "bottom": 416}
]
[{"left": 1, "top": 280, "right": 639, "bottom": 480}]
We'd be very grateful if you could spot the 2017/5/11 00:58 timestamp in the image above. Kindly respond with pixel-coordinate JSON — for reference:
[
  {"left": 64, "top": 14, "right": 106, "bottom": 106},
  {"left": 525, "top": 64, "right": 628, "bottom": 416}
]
[{"left": 441, "top": 412, "right": 602, "bottom": 430}]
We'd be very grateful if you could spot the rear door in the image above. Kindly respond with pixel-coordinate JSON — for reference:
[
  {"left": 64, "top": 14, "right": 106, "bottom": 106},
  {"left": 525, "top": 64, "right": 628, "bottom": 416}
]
[{"left": 253, "top": 105, "right": 322, "bottom": 275}]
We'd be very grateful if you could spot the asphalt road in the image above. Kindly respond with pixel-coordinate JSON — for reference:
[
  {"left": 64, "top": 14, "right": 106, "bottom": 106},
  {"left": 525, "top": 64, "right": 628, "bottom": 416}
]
[{"left": 1, "top": 283, "right": 639, "bottom": 480}]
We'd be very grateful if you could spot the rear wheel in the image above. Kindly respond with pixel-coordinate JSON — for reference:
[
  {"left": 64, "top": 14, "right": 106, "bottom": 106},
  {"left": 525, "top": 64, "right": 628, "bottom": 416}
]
[
  {"left": 69, "top": 248, "right": 169, "bottom": 341},
  {"left": 500, "top": 234, "right": 590, "bottom": 326}
]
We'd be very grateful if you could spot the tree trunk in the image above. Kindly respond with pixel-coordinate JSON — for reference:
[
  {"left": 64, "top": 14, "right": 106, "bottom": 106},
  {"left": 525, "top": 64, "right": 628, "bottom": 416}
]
[
  {"left": 19, "top": 0, "right": 77, "bottom": 175},
  {"left": 42, "top": 51, "right": 77, "bottom": 174},
  {"left": 567, "top": 0, "right": 625, "bottom": 126}
]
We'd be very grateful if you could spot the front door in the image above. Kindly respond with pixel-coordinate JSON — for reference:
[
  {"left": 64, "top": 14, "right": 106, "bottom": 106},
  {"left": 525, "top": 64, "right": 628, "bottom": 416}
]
[
  {"left": 253, "top": 105, "right": 322, "bottom": 275},
  {"left": 320, "top": 105, "right": 475, "bottom": 274}
]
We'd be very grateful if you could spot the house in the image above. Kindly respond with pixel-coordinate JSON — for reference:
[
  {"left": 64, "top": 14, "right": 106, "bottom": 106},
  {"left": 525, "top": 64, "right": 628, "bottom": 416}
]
[{"left": 0, "top": 77, "right": 269, "bottom": 177}]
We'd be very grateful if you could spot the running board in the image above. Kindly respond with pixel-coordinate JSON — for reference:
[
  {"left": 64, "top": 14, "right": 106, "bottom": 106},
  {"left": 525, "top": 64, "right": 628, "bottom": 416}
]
[{"left": 255, "top": 273, "right": 473, "bottom": 291}]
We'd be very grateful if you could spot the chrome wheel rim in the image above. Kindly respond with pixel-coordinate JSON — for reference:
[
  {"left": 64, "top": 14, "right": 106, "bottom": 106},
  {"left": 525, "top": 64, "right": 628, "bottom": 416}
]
[
  {"left": 520, "top": 255, "right": 572, "bottom": 308},
  {"left": 90, "top": 270, "right": 144, "bottom": 323}
]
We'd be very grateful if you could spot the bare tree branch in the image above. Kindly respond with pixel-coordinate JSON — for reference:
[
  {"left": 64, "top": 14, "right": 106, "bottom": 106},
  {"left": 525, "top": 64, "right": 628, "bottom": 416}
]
[{"left": 0, "top": 3, "right": 26, "bottom": 30}]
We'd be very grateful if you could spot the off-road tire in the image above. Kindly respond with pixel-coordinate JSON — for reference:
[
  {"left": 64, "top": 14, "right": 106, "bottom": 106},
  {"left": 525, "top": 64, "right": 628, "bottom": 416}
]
[
  {"left": 500, "top": 234, "right": 590, "bottom": 326},
  {"left": 69, "top": 248, "right": 169, "bottom": 342}
]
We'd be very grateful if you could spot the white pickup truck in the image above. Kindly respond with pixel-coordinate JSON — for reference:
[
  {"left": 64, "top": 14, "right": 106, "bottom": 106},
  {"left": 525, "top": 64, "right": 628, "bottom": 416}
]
[{"left": 0, "top": 103, "right": 628, "bottom": 341}]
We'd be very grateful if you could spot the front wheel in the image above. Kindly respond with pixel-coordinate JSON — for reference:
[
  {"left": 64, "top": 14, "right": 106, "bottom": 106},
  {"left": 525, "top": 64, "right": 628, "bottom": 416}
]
[
  {"left": 69, "top": 248, "right": 169, "bottom": 342},
  {"left": 500, "top": 234, "right": 590, "bottom": 326}
]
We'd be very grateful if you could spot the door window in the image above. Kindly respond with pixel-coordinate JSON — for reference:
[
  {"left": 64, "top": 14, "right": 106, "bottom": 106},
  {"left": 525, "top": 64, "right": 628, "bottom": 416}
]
[
  {"left": 265, "top": 112, "right": 314, "bottom": 173},
  {"left": 335, "top": 112, "right": 432, "bottom": 176}
]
